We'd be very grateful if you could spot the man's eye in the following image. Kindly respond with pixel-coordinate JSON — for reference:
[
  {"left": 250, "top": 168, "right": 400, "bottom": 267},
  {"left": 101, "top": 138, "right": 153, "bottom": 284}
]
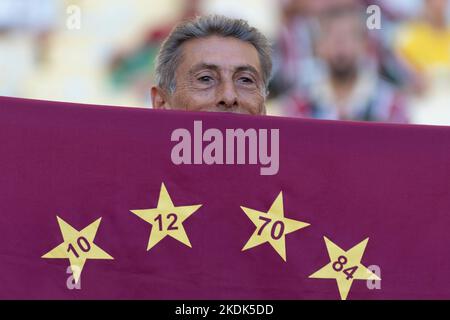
[
  {"left": 198, "top": 76, "right": 213, "bottom": 82},
  {"left": 239, "top": 77, "right": 254, "bottom": 84}
]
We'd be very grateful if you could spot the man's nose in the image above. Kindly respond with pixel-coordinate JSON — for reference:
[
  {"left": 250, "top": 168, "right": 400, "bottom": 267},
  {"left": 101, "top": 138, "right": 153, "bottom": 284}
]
[{"left": 216, "top": 80, "right": 238, "bottom": 109}]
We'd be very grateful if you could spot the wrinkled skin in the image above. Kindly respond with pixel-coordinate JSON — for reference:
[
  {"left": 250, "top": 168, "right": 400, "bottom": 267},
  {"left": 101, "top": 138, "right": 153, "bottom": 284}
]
[{"left": 151, "top": 36, "right": 266, "bottom": 115}]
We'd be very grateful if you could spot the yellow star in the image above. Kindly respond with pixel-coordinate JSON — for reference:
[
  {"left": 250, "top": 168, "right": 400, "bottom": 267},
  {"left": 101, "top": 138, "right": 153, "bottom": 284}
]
[
  {"left": 241, "top": 191, "right": 310, "bottom": 261},
  {"left": 309, "top": 237, "right": 381, "bottom": 300},
  {"left": 42, "top": 216, "right": 113, "bottom": 283},
  {"left": 130, "top": 182, "right": 202, "bottom": 251}
]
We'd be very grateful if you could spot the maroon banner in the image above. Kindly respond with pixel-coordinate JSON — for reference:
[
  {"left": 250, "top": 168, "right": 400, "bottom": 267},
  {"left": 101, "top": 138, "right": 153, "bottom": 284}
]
[{"left": 1, "top": 96, "right": 450, "bottom": 300}]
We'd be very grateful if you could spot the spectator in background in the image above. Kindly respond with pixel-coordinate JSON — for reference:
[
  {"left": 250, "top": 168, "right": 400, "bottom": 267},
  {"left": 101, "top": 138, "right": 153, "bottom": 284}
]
[
  {"left": 282, "top": 5, "right": 408, "bottom": 122},
  {"left": 361, "top": 0, "right": 424, "bottom": 94},
  {"left": 395, "top": 0, "right": 450, "bottom": 124},
  {"left": 108, "top": 0, "right": 202, "bottom": 99},
  {"left": 270, "top": 0, "right": 359, "bottom": 99},
  {"left": 396, "top": 0, "right": 450, "bottom": 75},
  {"left": 0, "top": 0, "right": 58, "bottom": 97},
  {"left": 270, "top": 0, "right": 315, "bottom": 98}
]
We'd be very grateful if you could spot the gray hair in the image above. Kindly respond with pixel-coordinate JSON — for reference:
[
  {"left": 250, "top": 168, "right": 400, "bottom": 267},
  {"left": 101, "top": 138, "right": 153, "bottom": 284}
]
[{"left": 154, "top": 14, "right": 272, "bottom": 94}]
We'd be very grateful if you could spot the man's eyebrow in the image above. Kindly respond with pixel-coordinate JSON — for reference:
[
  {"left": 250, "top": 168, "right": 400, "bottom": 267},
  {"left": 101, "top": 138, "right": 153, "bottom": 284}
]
[
  {"left": 189, "top": 63, "right": 220, "bottom": 74},
  {"left": 234, "top": 64, "right": 260, "bottom": 76},
  {"left": 188, "top": 63, "right": 261, "bottom": 76}
]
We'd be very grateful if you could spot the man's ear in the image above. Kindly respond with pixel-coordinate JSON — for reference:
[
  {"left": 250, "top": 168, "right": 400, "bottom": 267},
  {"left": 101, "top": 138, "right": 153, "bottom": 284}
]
[{"left": 151, "top": 86, "right": 171, "bottom": 109}]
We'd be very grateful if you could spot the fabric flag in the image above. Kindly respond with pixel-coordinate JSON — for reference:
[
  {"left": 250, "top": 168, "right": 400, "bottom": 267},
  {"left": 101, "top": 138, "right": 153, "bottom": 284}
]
[{"left": 0, "top": 96, "right": 449, "bottom": 300}]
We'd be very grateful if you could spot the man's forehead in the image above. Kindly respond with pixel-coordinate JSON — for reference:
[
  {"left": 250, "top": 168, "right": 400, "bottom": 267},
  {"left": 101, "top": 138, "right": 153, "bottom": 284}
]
[{"left": 179, "top": 36, "right": 263, "bottom": 76}]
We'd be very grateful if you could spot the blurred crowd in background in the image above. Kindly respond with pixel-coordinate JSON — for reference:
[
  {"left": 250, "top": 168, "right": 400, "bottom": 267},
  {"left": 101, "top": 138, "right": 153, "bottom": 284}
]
[{"left": 1, "top": 0, "right": 450, "bottom": 125}]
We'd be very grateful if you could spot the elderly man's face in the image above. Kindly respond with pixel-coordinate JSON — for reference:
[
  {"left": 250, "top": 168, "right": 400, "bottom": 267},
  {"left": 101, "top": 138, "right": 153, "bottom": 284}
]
[{"left": 151, "top": 36, "right": 266, "bottom": 115}]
